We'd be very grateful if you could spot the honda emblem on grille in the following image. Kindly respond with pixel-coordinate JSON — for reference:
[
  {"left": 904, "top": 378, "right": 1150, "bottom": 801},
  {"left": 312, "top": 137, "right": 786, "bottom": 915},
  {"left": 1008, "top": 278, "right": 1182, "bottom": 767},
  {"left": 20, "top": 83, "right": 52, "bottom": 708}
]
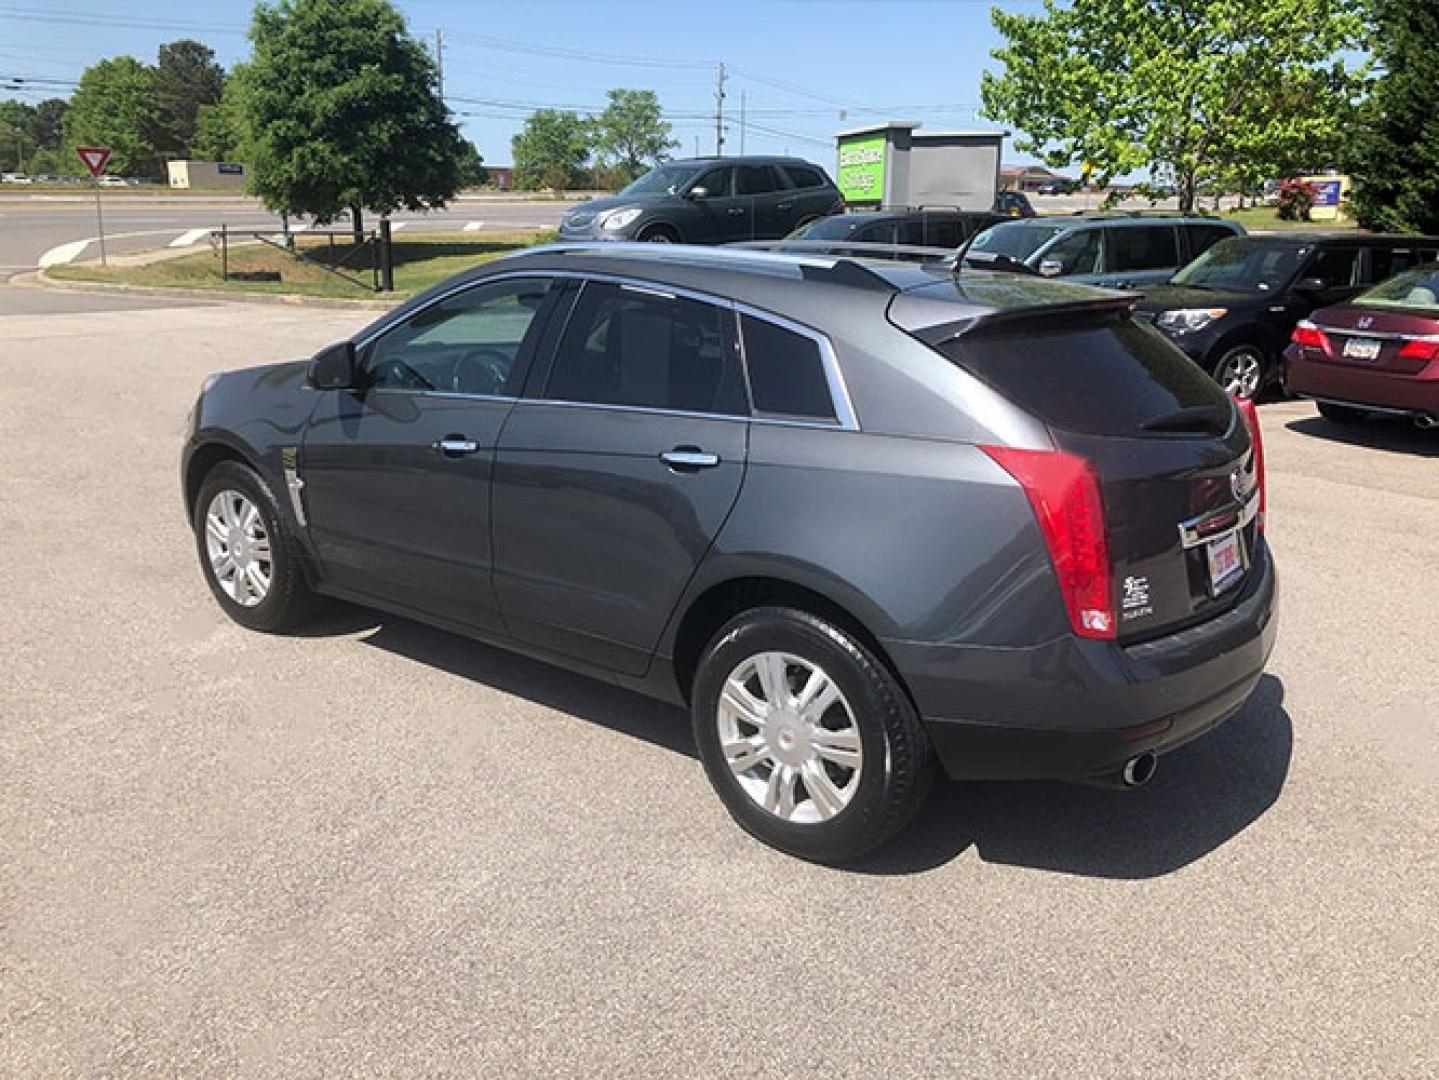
[{"left": 1357, "top": 315, "right": 1374, "bottom": 329}]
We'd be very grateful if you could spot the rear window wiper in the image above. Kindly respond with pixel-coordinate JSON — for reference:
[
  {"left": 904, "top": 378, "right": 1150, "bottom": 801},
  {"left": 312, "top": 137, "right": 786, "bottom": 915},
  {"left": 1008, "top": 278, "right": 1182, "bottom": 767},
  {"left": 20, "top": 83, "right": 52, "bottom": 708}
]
[{"left": 1139, "top": 403, "right": 1230, "bottom": 434}]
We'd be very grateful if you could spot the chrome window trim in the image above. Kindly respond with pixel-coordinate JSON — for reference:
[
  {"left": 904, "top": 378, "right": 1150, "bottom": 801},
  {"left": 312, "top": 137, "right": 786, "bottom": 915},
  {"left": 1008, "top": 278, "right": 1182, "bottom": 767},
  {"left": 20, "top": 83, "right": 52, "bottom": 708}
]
[
  {"left": 509, "top": 395, "right": 852, "bottom": 432},
  {"left": 349, "top": 267, "right": 859, "bottom": 429},
  {"left": 367, "top": 388, "right": 518, "bottom": 404}
]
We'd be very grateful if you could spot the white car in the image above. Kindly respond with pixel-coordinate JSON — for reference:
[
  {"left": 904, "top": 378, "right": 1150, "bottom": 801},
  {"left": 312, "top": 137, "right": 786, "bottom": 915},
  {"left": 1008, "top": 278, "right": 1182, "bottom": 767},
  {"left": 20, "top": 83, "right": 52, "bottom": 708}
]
[{"left": 1, "top": 172, "right": 34, "bottom": 184}]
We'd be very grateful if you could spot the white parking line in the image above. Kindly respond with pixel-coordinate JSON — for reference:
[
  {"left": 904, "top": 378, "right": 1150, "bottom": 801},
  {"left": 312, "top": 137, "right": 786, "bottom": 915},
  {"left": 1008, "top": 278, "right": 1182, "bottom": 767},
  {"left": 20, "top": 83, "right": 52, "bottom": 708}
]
[
  {"left": 37, "top": 229, "right": 205, "bottom": 267},
  {"left": 463, "top": 220, "right": 486, "bottom": 231},
  {"left": 169, "top": 228, "right": 211, "bottom": 248},
  {"left": 37, "top": 240, "right": 93, "bottom": 267}
]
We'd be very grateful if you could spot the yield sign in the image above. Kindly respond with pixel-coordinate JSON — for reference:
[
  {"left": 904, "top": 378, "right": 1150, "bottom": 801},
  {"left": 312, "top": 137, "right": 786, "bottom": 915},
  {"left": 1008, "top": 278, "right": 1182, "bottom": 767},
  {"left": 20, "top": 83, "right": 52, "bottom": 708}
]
[{"left": 75, "top": 146, "right": 112, "bottom": 177}]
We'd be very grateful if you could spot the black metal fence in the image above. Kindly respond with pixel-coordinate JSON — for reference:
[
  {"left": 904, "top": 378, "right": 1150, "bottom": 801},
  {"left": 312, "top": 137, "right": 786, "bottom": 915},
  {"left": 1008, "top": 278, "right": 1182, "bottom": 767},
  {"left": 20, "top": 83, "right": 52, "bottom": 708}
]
[{"left": 212, "top": 218, "right": 395, "bottom": 292}]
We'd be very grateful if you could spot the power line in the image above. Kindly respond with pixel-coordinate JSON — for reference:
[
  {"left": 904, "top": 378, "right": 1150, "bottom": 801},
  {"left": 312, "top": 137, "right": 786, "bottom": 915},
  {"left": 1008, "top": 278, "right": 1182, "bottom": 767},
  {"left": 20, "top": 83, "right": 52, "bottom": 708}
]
[{"left": 441, "top": 28, "right": 713, "bottom": 70}]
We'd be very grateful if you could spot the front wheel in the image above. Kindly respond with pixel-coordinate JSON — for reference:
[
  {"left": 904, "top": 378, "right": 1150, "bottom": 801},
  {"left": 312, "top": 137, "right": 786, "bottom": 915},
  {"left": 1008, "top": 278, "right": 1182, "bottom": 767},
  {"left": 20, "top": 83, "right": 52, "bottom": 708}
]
[
  {"left": 193, "top": 460, "right": 319, "bottom": 632},
  {"left": 637, "top": 223, "right": 679, "bottom": 243},
  {"left": 691, "top": 607, "right": 935, "bottom": 863},
  {"left": 1212, "top": 344, "right": 1267, "bottom": 400}
]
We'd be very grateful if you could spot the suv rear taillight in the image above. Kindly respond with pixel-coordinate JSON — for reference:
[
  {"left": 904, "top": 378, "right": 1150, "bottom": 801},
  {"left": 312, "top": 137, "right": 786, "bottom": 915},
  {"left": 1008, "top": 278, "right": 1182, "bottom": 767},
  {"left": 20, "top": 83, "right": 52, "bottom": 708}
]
[
  {"left": 1236, "top": 397, "right": 1267, "bottom": 533},
  {"left": 981, "top": 446, "right": 1114, "bottom": 640}
]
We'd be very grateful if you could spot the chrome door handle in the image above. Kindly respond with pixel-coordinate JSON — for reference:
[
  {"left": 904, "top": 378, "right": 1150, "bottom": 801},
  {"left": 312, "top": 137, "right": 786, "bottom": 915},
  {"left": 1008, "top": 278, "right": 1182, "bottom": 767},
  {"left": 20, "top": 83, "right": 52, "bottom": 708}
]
[
  {"left": 660, "top": 448, "right": 720, "bottom": 470},
  {"left": 776, "top": 201, "right": 793, "bottom": 210},
  {"left": 434, "top": 436, "right": 480, "bottom": 457},
  {"left": 727, "top": 207, "right": 745, "bottom": 215}
]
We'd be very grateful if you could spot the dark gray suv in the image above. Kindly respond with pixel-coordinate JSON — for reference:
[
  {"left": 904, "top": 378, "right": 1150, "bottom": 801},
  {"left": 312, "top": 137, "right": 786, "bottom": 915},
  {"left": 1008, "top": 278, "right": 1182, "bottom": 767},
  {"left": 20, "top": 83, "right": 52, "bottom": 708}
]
[
  {"left": 183, "top": 243, "right": 1278, "bottom": 862},
  {"left": 558, "top": 157, "right": 843, "bottom": 245}
]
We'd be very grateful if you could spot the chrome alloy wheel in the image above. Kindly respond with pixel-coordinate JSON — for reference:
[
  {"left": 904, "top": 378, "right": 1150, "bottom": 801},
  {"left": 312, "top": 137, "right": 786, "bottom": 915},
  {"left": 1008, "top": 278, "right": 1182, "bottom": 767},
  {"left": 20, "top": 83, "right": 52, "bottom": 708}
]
[
  {"left": 1216, "top": 348, "right": 1263, "bottom": 399},
  {"left": 717, "top": 652, "right": 863, "bottom": 824},
  {"left": 203, "top": 489, "right": 272, "bottom": 607}
]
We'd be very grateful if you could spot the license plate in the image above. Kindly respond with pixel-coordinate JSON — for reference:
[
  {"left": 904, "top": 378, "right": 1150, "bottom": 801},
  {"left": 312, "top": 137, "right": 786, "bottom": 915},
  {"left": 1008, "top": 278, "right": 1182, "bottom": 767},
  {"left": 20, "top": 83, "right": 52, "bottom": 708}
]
[
  {"left": 1342, "top": 336, "right": 1382, "bottom": 361},
  {"left": 1207, "top": 530, "right": 1245, "bottom": 595}
]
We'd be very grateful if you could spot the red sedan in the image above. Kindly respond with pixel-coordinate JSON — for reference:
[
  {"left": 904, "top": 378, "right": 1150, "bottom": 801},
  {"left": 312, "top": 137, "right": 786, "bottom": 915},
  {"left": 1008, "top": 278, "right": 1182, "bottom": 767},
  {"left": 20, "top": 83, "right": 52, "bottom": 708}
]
[{"left": 1285, "top": 263, "right": 1439, "bottom": 428}]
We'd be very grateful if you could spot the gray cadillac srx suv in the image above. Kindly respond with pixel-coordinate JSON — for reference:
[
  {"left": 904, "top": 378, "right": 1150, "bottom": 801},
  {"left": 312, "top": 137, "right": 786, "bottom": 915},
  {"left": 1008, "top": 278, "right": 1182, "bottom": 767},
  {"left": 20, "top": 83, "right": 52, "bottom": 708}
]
[{"left": 183, "top": 243, "right": 1278, "bottom": 863}]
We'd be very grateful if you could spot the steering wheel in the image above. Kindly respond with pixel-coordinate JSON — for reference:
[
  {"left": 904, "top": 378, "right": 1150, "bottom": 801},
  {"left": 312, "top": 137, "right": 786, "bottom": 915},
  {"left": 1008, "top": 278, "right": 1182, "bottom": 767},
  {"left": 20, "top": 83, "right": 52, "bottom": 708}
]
[
  {"left": 448, "top": 347, "right": 512, "bottom": 395},
  {"left": 372, "top": 357, "right": 435, "bottom": 391}
]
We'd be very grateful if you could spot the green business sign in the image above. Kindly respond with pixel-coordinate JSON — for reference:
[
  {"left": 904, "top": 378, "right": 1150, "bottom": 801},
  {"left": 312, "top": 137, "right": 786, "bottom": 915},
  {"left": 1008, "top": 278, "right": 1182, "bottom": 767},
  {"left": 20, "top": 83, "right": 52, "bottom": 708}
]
[{"left": 837, "top": 135, "right": 886, "bottom": 204}]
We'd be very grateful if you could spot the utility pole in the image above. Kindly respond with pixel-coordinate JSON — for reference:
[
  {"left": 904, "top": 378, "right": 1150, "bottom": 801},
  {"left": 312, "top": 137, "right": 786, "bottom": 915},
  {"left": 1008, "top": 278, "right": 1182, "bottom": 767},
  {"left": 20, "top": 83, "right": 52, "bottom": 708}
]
[
  {"left": 435, "top": 28, "right": 444, "bottom": 103},
  {"left": 693, "top": 135, "right": 699, "bottom": 157},
  {"left": 714, "top": 62, "right": 726, "bottom": 157},
  {"left": 740, "top": 91, "right": 746, "bottom": 155}
]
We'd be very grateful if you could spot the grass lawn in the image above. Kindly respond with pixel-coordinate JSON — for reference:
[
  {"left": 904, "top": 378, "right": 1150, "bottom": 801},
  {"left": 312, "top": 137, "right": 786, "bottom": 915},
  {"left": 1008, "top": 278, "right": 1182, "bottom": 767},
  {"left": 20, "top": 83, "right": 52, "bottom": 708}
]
[
  {"left": 49, "top": 231, "right": 555, "bottom": 300},
  {"left": 1217, "top": 206, "right": 1356, "bottom": 232}
]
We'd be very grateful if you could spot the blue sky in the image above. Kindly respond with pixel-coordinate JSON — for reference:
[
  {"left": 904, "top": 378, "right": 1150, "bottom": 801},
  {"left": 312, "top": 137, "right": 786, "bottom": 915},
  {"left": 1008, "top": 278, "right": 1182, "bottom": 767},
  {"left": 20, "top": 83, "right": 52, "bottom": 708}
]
[{"left": 0, "top": 0, "right": 1045, "bottom": 169}]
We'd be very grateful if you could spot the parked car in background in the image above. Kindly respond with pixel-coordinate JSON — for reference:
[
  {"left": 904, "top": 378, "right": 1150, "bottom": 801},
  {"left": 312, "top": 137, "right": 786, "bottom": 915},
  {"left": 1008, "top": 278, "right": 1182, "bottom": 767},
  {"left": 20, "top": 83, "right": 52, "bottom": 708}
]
[
  {"left": 558, "top": 157, "right": 843, "bottom": 245},
  {"left": 785, "top": 208, "right": 1005, "bottom": 258},
  {"left": 992, "top": 190, "right": 1036, "bottom": 218},
  {"left": 1036, "top": 179, "right": 1078, "bottom": 196},
  {"left": 182, "top": 242, "right": 1276, "bottom": 862},
  {"left": 1138, "top": 233, "right": 1439, "bottom": 398},
  {"left": 1, "top": 172, "right": 33, "bottom": 184},
  {"left": 964, "top": 214, "right": 1243, "bottom": 290},
  {"left": 1285, "top": 262, "right": 1439, "bottom": 428}
]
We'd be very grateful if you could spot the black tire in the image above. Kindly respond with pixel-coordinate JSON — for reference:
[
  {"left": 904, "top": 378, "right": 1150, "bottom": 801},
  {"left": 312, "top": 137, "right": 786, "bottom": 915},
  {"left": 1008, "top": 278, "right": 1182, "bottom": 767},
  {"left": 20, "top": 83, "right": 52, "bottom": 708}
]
[
  {"left": 1210, "top": 343, "right": 1268, "bottom": 401},
  {"left": 638, "top": 223, "right": 680, "bottom": 243},
  {"left": 691, "top": 606, "right": 935, "bottom": 864},
  {"left": 193, "top": 460, "right": 319, "bottom": 633},
  {"left": 1317, "top": 401, "right": 1368, "bottom": 424}
]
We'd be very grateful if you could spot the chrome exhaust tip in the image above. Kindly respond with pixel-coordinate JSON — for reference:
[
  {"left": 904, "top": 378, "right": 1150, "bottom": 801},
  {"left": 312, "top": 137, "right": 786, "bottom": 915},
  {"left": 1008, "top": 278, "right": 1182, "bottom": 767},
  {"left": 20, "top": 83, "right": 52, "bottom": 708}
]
[{"left": 1121, "top": 752, "right": 1158, "bottom": 788}]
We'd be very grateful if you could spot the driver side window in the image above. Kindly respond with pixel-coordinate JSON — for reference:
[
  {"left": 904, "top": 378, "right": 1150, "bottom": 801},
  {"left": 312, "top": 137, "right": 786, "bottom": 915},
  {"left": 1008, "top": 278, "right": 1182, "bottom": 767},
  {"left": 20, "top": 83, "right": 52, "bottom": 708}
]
[{"left": 364, "top": 277, "right": 552, "bottom": 396}]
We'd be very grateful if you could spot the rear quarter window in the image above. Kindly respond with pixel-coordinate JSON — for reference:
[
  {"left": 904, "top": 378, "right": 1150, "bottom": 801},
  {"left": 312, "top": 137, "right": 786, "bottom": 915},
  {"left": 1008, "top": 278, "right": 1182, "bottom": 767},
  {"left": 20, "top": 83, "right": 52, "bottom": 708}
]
[
  {"left": 784, "top": 165, "right": 825, "bottom": 189},
  {"left": 933, "top": 313, "right": 1231, "bottom": 436}
]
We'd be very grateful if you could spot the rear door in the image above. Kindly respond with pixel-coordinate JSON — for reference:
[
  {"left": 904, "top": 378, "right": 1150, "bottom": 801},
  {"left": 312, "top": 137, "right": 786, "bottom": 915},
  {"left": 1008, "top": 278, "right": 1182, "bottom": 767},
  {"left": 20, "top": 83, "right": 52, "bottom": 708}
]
[
  {"left": 1102, "top": 224, "right": 1182, "bottom": 288},
  {"left": 492, "top": 278, "right": 750, "bottom": 674},
  {"left": 734, "top": 164, "right": 789, "bottom": 239},
  {"left": 929, "top": 309, "right": 1261, "bottom": 641}
]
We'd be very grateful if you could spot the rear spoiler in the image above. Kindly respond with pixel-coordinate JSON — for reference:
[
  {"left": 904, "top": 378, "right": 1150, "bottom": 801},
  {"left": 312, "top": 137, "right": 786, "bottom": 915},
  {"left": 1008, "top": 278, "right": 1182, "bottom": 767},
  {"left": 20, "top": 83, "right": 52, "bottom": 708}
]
[
  {"left": 728, "top": 239, "right": 958, "bottom": 262},
  {"left": 901, "top": 295, "right": 1143, "bottom": 347}
]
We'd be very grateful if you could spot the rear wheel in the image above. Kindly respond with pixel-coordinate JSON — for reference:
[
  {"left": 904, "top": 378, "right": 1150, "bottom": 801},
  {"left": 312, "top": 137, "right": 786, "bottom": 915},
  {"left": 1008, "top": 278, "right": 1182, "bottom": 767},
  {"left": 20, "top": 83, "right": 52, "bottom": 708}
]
[
  {"left": 1212, "top": 344, "right": 1267, "bottom": 400},
  {"left": 691, "top": 607, "right": 935, "bottom": 863},
  {"left": 1318, "top": 400, "right": 1369, "bottom": 424},
  {"left": 193, "top": 461, "right": 318, "bottom": 632}
]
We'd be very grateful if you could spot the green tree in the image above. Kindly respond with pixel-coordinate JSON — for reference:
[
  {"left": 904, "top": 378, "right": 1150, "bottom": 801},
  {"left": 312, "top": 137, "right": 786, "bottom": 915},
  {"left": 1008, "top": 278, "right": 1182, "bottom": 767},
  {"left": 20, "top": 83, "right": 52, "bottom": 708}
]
[
  {"left": 458, "top": 140, "right": 489, "bottom": 188},
  {"left": 592, "top": 89, "right": 675, "bottom": 184},
  {"left": 512, "top": 109, "right": 592, "bottom": 191},
  {"left": 193, "top": 76, "right": 249, "bottom": 162},
  {"left": 0, "top": 100, "right": 35, "bottom": 172},
  {"left": 981, "top": 0, "right": 1366, "bottom": 212},
  {"left": 64, "top": 57, "right": 163, "bottom": 178},
  {"left": 242, "top": 0, "right": 466, "bottom": 239},
  {"left": 29, "top": 98, "right": 68, "bottom": 151},
  {"left": 154, "top": 39, "right": 225, "bottom": 158},
  {"left": 1347, "top": 1, "right": 1439, "bottom": 233}
]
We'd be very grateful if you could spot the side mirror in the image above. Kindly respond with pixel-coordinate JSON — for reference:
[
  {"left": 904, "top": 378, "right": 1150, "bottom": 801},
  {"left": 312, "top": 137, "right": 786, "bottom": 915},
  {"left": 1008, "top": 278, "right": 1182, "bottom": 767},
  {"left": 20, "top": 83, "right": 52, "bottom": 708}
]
[
  {"left": 685, "top": 185, "right": 710, "bottom": 200},
  {"left": 307, "top": 341, "right": 361, "bottom": 390},
  {"left": 1296, "top": 276, "right": 1328, "bottom": 294},
  {"left": 1038, "top": 259, "right": 1064, "bottom": 278}
]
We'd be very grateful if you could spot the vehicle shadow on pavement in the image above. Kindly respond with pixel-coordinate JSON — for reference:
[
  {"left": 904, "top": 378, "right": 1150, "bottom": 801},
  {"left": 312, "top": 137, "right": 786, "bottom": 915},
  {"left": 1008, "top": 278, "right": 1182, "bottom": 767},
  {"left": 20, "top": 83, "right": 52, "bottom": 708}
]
[
  {"left": 341, "top": 608, "right": 698, "bottom": 760},
  {"left": 856, "top": 674, "right": 1292, "bottom": 880},
  {"left": 1286, "top": 416, "right": 1439, "bottom": 458}
]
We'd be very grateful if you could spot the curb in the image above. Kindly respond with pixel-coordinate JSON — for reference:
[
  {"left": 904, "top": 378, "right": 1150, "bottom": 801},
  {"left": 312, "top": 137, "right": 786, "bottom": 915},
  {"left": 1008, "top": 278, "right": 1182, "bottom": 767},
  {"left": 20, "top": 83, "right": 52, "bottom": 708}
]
[{"left": 14, "top": 269, "right": 401, "bottom": 311}]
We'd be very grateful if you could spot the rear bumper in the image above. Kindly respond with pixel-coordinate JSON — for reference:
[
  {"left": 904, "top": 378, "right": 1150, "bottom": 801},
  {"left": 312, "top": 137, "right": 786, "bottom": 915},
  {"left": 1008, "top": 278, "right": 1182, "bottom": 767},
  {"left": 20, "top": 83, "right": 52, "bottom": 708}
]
[
  {"left": 1285, "top": 346, "right": 1439, "bottom": 416},
  {"left": 886, "top": 542, "right": 1278, "bottom": 782}
]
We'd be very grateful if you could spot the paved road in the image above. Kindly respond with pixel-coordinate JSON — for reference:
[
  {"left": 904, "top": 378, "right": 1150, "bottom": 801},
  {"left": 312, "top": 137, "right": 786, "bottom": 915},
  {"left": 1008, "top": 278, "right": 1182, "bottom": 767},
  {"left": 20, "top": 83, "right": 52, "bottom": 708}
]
[
  {"left": 0, "top": 194, "right": 574, "bottom": 281},
  {"left": 1, "top": 292, "right": 1435, "bottom": 1077}
]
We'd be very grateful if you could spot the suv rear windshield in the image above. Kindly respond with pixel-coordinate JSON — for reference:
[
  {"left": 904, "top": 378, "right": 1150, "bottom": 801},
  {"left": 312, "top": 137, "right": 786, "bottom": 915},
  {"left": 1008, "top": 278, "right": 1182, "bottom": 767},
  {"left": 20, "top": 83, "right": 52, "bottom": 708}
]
[{"left": 933, "top": 311, "right": 1232, "bottom": 437}]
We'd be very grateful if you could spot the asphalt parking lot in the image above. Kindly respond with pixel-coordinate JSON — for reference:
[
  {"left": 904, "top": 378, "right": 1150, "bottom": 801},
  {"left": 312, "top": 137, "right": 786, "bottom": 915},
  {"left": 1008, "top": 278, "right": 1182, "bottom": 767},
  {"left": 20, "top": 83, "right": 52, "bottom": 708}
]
[{"left": 2, "top": 290, "right": 1435, "bottom": 1077}]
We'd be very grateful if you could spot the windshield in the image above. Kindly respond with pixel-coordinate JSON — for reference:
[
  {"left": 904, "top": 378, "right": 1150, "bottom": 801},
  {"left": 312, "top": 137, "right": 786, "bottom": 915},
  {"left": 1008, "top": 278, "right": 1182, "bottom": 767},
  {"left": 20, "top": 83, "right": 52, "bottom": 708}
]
[
  {"left": 790, "top": 216, "right": 869, "bottom": 240},
  {"left": 1172, "top": 238, "right": 1305, "bottom": 292},
  {"left": 620, "top": 164, "right": 700, "bottom": 197},
  {"left": 966, "top": 222, "right": 1064, "bottom": 263},
  {"left": 1354, "top": 264, "right": 1439, "bottom": 314}
]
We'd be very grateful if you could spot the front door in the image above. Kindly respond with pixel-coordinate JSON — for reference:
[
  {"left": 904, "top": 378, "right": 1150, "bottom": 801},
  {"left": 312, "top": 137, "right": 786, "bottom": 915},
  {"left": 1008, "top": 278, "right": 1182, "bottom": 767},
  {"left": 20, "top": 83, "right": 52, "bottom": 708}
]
[
  {"left": 300, "top": 275, "right": 556, "bottom": 631},
  {"left": 684, "top": 166, "right": 747, "bottom": 244},
  {"left": 492, "top": 279, "right": 750, "bottom": 675}
]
